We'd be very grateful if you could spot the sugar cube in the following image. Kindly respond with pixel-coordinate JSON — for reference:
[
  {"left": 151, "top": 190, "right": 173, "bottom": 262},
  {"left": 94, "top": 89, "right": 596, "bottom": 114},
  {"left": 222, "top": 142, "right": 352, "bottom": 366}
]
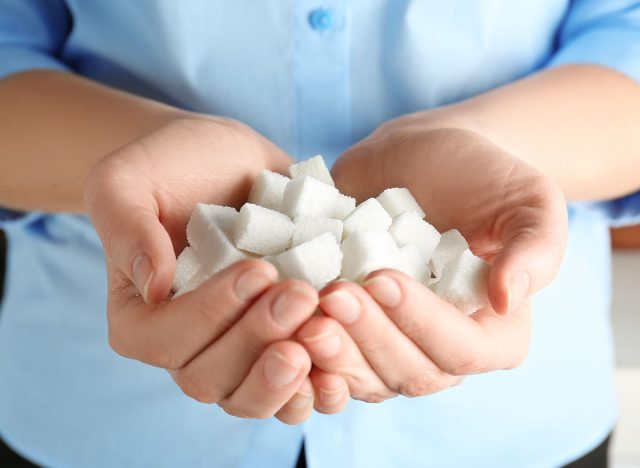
[
  {"left": 424, "top": 275, "right": 438, "bottom": 287},
  {"left": 342, "top": 198, "right": 392, "bottom": 239},
  {"left": 341, "top": 231, "right": 400, "bottom": 282},
  {"left": 199, "top": 225, "right": 250, "bottom": 276},
  {"left": 291, "top": 216, "right": 343, "bottom": 247},
  {"left": 281, "top": 176, "right": 339, "bottom": 218},
  {"left": 429, "top": 229, "right": 469, "bottom": 279},
  {"left": 289, "top": 154, "right": 335, "bottom": 187},
  {"left": 173, "top": 268, "right": 208, "bottom": 298},
  {"left": 396, "top": 243, "right": 430, "bottom": 283},
  {"left": 277, "top": 233, "right": 343, "bottom": 289},
  {"left": 330, "top": 193, "right": 357, "bottom": 220},
  {"left": 388, "top": 211, "right": 441, "bottom": 262},
  {"left": 248, "top": 169, "right": 290, "bottom": 211},
  {"left": 432, "top": 249, "right": 489, "bottom": 315},
  {"left": 376, "top": 187, "right": 426, "bottom": 218},
  {"left": 233, "top": 203, "right": 294, "bottom": 255},
  {"left": 172, "top": 246, "right": 203, "bottom": 292},
  {"left": 187, "top": 203, "right": 238, "bottom": 247}
]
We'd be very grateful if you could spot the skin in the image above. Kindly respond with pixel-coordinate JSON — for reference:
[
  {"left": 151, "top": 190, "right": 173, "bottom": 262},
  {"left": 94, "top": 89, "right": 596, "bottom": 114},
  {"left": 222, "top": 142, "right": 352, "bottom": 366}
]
[
  {"left": 83, "top": 118, "right": 349, "bottom": 424},
  {"left": 1, "top": 64, "right": 639, "bottom": 419}
]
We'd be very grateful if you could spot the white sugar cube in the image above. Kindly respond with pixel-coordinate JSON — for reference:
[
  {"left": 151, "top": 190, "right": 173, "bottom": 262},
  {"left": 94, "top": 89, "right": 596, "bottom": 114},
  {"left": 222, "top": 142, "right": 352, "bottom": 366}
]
[
  {"left": 291, "top": 216, "right": 343, "bottom": 247},
  {"left": 289, "top": 154, "right": 335, "bottom": 187},
  {"left": 330, "top": 193, "right": 357, "bottom": 220},
  {"left": 342, "top": 198, "right": 392, "bottom": 239},
  {"left": 396, "top": 243, "right": 429, "bottom": 283},
  {"left": 173, "top": 268, "right": 208, "bottom": 298},
  {"left": 432, "top": 249, "right": 489, "bottom": 315},
  {"left": 233, "top": 203, "right": 294, "bottom": 255},
  {"left": 388, "top": 211, "right": 441, "bottom": 262},
  {"left": 172, "top": 246, "right": 203, "bottom": 292},
  {"left": 277, "top": 233, "right": 343, "bottom": 289},
  {"left": 429, "top": 229, "right": 469, "bottom": 279},
  {"left": 248, "top": 169, "right": 290, "bottom": 211},
  {"left": 376, "top": 187, "right": 426, "bottom": 218},
  {"left": 424, "top": 275, "right": 438, "bottom": 287},
  {"left": 187, "top": 203, "right": 238, "bottom": 247},
  {"left": 341, "top": 231, "right": 400, "bottom": 282},
  {"left": 281, "top": 176, "right": 339, "bottom": 218},
  {"left": 200, "top": 225, "right": 250, "bottom": 276}
]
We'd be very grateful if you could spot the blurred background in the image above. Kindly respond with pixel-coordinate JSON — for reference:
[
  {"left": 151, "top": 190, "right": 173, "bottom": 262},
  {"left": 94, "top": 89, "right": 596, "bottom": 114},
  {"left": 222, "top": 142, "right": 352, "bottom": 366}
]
[{"left": 611, "top": 226, "right": 640, "bottom": 467}]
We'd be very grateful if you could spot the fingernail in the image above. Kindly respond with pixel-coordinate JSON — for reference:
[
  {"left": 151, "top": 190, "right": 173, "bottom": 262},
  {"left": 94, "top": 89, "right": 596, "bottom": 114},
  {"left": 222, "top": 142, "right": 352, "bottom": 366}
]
[
  {"left": 132, "top": 253, "right": 153, "bottom": 302},
  {"left": 234, "top": 268, "right": 274, "bottom": 301},
  {"left": 263, "top": 352, "right": 302, "bottom": 387},
  {"left": 319, "top": 387, "right": 344, "bottom": 406},
  {"left": 290, "top": 380, "right": 314, "bottom": 409},
  {"left": 272, "top": 287, "right": 318, "bottom": 328},
  {"left": 300, "top": 332, "right": 341, "bottom": 359},
  {"left": 508, "top": 270, "right": 530, "bottom": 313},
  {"left": 319, "top": 290, "right": 360, "bottom": 324},
  {"left": 363, "top": 275, "right": 402, "bottom": 308}
]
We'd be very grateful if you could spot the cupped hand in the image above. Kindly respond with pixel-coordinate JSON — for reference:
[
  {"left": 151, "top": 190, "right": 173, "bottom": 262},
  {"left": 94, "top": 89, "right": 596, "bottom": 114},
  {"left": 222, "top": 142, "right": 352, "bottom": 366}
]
[
  {"left": 84, "top": 117, "right": 347, "bottom": 423},
  {"left": 297, "top": 124, "right": 567, "bottom": 401}
]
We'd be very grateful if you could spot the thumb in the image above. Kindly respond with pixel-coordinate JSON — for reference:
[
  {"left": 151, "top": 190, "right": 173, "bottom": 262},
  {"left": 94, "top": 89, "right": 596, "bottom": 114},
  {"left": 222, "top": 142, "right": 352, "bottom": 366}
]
[
  {"left": 331, "top": 143, "right": 387, "bottom": 202},
  {"left": 84, "top": 162, "right": 176, "bottom": 304},
  {"left": 488, "top": 199, "right": 568, "bottom": 315}
]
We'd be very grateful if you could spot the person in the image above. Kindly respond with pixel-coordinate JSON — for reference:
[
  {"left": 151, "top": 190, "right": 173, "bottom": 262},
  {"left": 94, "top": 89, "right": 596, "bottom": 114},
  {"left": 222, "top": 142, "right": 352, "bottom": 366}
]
[{"left": 0, "top": 1, "right": 639, "bottom": 467}]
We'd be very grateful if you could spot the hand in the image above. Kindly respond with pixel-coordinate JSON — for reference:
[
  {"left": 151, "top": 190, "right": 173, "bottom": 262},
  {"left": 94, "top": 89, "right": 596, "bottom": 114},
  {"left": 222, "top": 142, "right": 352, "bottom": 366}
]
[
  {"left": 296, "top": 124, "right": 567, "bottom": 401},
  {"left": 84, "top": 117, "right": 347, "bottom": 423}
]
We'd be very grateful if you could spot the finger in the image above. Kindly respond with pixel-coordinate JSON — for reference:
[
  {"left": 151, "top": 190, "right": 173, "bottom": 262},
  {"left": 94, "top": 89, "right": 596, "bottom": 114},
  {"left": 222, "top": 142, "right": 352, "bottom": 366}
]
[
  {"left": 107, "top": 259, "right": 278, "bottom": 369},
  {"left": 219, "top": 341, "right": 311, "bottom": 420},
  {"left": 275, "top": 377, "right": 315, "bottom": 425},
  {"left": 85, "top": 157, "right": 177, "bottom": 304},
  {"left": 319, "top": 281, "right": 457, "bottom": 397},
  {"left": 309, "top": 368, "right": 350, "bottom": 414},
  {"left": 488, "top": 182, "right": 568, "bottom": 314},
  {"left": 331, "top": 142, "right": 386, "bottom": 203},
  {"left": 297, "top": 315, "right": 395, "bottom": 403},
  {"left": 363, "top": 270, "right": 531, "bottom": 375},
  {"left": 171, "top": 280, "right": 318, "bottom": 404}
]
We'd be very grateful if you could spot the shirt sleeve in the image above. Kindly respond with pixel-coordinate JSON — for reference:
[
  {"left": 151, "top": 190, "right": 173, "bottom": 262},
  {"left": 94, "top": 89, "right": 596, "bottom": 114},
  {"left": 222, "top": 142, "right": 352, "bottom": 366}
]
[
  {"left": 0, "top": 0, "right": 71, "bottom": 228},
  {"left": 547, "top": 0, "right": 640, "bottom": 226}
]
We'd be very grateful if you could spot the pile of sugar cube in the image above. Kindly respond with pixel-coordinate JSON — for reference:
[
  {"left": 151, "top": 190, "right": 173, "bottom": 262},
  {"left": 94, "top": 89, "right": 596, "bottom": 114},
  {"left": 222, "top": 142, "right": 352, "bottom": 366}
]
[{"left": 173, "top": 155, "right": 489, "bottom": 314}]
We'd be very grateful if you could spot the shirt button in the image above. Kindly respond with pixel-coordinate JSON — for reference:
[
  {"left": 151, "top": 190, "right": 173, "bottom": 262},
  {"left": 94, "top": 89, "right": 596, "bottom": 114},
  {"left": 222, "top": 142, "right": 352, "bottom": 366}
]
[{"left": 308, "top": 8, "right": 334, "bottom": 31}]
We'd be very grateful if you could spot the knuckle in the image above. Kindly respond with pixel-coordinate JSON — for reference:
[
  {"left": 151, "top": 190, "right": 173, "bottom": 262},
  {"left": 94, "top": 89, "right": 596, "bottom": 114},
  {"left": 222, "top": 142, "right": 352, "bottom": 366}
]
[
  {"left": 219, "top": 403, "right": 250, "bottom": 419},
  {"left": 355, "top": 392, "right": 395, "bottom": 404},
  {"left": 174, "top": 371, "right": 220, "bottom": 404},
  {"left": 277, "top": 414, "right": 307, "bottom": 426},
  {"left": 192, "top": 294, "right": 229, "bottom": 330},
  {"left": 150, "top": 345, "right": 187, "bottom": 370},
  {"left": 220, "top": 401, "right": 274, "bottom": 420},
  {"left": 396, "top": 376, "right": 442, "bottom": 397},
  {"left": 445, "top": 351, "right": 489, "bottom": 376},
  {"left": 250, "top": 408, "right": 275, "bottom": 420},
  {"left": 349, "top": 379, "right": 397, "bottom": 403}
]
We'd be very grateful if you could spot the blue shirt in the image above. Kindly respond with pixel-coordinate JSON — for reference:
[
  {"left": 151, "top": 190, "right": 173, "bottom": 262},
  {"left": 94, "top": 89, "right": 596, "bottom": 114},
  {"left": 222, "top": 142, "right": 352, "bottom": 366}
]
[{"left": 1, "top": 1, "right": 639, "bottom": 467}]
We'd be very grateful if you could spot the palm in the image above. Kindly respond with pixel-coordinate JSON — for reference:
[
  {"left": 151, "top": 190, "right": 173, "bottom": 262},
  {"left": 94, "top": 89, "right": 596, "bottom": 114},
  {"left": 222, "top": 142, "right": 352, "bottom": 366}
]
[
  {"left": 87, "top": 118, "right": 292, "bottom": 303},
  {"left": 332, "top": 127, "right": 567, "bottom": 312}
]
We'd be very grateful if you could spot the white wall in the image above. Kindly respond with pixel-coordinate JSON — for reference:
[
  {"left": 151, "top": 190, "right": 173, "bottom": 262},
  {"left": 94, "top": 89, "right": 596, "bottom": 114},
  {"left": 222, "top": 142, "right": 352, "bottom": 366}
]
[{"left": 611, "top": 250, "right": 640, "bottom": 467}]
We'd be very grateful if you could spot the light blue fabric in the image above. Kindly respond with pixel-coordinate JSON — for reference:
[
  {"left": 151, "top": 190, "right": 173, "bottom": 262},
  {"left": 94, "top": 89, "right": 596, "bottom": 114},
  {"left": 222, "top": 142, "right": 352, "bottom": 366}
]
[{"left": 0, "top": 1, "right": 638, "bottom": 466}]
